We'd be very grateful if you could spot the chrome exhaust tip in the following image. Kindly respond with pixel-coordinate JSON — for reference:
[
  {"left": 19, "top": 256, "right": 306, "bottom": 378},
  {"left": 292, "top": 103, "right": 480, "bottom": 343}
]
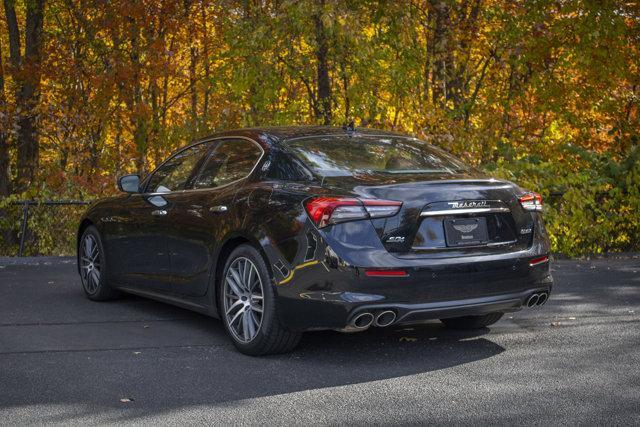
[
  {"left": 537, "top": 292, "right": 548, "bottom": 306},
  {"left": 352, "top": 312, "right": 374, "bottom": 329},
  {"left": 374, "top": 310, "right": 396, "bottom": 327},
  {"left": 526, "top": 294, "right": 540, "bottom": 308}
]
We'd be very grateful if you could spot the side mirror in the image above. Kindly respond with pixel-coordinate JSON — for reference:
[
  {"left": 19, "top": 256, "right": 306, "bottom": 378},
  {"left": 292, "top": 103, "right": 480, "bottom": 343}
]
[{"left": 117, "top": 174, "right": 141, "bottom": 193}]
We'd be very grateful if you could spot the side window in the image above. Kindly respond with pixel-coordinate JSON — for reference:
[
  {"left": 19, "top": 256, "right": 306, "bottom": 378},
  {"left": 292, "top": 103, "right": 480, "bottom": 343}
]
[
  {"left": 146, "top": 143, "right": 210, "bottom": 193},
  {"left": 193, "top": 139, "right": 262, "bottom": 189}
]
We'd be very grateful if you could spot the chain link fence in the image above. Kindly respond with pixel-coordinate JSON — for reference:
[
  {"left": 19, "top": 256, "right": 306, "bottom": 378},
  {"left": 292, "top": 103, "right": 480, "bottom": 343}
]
[{"left": 0, "top": 201, "right": 90, "bottom": 256}]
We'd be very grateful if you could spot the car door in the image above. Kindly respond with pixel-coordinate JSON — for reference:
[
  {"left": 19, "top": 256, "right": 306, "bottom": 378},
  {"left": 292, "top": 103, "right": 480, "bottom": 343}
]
[
  {"left": 109, "top": 142, "right": 211, "bottom": 292},
  {"left": 164, "top": 137, "right": 264, "bottom": 297}
]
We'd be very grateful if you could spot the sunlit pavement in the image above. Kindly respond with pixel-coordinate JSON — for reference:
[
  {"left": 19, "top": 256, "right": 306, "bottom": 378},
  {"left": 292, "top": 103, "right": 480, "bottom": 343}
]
[{"left": 0, "top": 257, "right": 638, "bottom": 425}]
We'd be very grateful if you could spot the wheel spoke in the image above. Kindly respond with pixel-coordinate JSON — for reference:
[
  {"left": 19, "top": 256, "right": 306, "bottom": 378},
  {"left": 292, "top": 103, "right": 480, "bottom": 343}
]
[
  {"left": 243, "top": 259, "right": 251, "bottom": 288},
  {"left": 226, "top": 276, "right": 243, "bottom": 297},
  {"left": 242, "top": 311, "right": 253, "bottom": 340},
  {"left": 84, "top": 237, "right": 92, "bottom": 257},
  {"left": 225, "top": 299, "right": 243, "bottom": 315},
  {"left": 90, "top": 270, "right": 99, "bottom": 288},
  {"left": 228, "top": 267, "right": 244, "bottom": 290},
  {"left": 247, "top": 264, "right": 257, "bottom": 290},
  {"left": 250, "top": 311, "right": 260, "bottom": 327},
  {"left": 229, "top": 309, "right": 243, "bottom": 327}
]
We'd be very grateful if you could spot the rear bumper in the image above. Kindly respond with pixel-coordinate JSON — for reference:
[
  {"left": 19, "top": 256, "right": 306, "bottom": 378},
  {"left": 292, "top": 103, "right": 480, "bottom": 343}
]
[
  {"left": 350, "top": 286, "right": 552, "bottom": 326},
  {"left": 274, "top": 255, "right": 553, "bottom": 331}
]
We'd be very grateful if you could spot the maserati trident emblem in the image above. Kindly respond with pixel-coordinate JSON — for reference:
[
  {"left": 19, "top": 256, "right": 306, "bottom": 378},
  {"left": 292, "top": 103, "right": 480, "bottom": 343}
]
[
  {"left": 453, "top": 223, "right": 479, "bottom": 233},
  {"left": 448, "top": 200, "right": 489, "bottom": 209}
]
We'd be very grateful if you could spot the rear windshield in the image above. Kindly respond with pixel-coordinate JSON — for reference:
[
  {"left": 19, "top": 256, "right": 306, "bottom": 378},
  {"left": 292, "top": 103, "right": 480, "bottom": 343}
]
[{"left": 285, "top": 135, "right": 469, "bottom": 177}]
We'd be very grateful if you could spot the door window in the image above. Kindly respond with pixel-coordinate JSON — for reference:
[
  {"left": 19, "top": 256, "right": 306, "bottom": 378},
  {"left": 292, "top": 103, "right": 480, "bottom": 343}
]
[
  {"left": 193, "top": 139, "right": 262, "bottom": 189},
  {"left": 146, "top": 143, "right": 211, "bottom": 193}
]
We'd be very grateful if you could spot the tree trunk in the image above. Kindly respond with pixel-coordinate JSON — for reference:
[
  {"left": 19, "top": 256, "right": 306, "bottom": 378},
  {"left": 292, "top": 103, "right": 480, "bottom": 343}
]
[
  {"left": 4, "top": 0, "right": 46, "bottom": 191},
  {"left": 0, "top": 41, "right": 10, "bottom": 197},
  {"left": 128, "top": 20, "right": 148, "bottom": 175},
  {"left": 314, "top": 0, "right": 331, "bottom": 125},
  {"left": 189, "top": 45, "right": 198, "bottom": 134},
  {"left": 200, "top": 1, "right": 210, "bottom": 129},
  {"left": 430, "top": 0, "right": 450, "bottom": 106},
  {"left": 184, "top": 0, "right": 198, "bottom": 137}
]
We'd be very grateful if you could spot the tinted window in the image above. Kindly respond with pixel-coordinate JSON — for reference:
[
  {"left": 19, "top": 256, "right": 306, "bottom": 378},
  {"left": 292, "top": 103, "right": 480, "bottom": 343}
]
[
  {"left": 146, "top": 143, "right": 210, "bottom": 193},
  {"left": 285, "top": 136, "right": 469, "bottom": 177},
  {"left": 266, "top": 150, "right": 315, "bottom": 181},
  {"left": 193, "top": 139, "right": 262, "bottom": 189}
]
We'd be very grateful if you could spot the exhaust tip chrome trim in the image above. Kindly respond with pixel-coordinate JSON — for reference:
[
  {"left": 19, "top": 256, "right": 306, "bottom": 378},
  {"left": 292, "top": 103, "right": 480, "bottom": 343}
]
[
  {"left": 352, "top": 312, "right": 374, "bottom": 329},
  {"left": 537, "top": 292, "right": 548, "bottom": 306},
  {"left": 526, "top": 294, "right": 540, "bottom": 308},
  {"left": 374, "top": 310, "right": 396, "bottom": 327}
]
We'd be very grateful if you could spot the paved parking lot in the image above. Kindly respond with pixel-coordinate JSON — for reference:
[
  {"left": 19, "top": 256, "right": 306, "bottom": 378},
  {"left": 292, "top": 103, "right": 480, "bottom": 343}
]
[{"left": 0, "top": 256, "right": 639, "bottom": 425}]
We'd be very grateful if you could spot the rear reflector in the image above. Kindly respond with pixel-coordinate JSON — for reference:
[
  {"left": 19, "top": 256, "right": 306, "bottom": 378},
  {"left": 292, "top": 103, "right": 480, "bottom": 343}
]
[
  {"left": 519, "top": 192, "right": 543, "bottom": 212},
  {"left": 364, "top": 269, "right": 408, "bottom": 277},
  {"left": 305, "top": 197, "right": 402, "bottom": 228},
  {"left": 529, "top": 256, "right": 549, "bottom": 267}
]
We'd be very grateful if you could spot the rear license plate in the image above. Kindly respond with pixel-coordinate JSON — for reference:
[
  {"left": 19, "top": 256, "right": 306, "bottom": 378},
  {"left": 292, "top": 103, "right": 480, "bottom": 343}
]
[{"left": 444, "top": 217, "right": 488, "bottom": 247}]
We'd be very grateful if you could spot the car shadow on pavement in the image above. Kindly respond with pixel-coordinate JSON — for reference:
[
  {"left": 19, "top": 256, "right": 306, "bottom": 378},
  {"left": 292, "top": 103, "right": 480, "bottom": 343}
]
[{"left": 1, "top": 296, "right": 505, "bottom": 421}]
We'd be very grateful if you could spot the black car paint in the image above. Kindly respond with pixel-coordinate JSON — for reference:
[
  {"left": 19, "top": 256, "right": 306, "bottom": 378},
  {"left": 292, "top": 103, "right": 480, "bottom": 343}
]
[{"left": 78, "top": 126, "right": 552, "bottom": 330}]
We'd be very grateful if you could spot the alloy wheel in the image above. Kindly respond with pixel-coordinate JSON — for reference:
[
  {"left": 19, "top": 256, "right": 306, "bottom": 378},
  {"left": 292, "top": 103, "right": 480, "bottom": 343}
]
[
  {"left": 223, "top": 257, "right": 264, "bottom": 343},
  {"left": 80, "top": 234, "right": 102, "bottom": 294}
]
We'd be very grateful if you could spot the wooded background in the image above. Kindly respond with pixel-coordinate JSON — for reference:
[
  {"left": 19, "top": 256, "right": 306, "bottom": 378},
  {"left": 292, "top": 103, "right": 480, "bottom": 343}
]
[{"left": 0, "top": 0, "right": 638, "bottom": 256}]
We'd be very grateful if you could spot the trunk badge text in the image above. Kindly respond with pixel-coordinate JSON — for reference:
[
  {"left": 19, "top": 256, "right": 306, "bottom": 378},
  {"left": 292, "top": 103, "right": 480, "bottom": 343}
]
[
  {"left": 386, "top": 236, "right": 405, "bottom": 243},
  {"left": 448, "top": 201, "right": 490, "bottom": 209}
]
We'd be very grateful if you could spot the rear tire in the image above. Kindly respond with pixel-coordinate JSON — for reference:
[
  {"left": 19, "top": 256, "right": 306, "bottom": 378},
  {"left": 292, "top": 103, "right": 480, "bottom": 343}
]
[
  {"left": 79, "top": 226, "right": 121, "bottom": 301},
  {"left": 219, "top": 244, "right": 302, "bottom": 356},
  {"left": 440, "top": 312, "right": 504, "bottom": 330}
]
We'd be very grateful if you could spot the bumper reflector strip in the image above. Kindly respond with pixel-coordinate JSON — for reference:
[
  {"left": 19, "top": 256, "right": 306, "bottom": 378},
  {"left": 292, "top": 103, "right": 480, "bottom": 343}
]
[
  {"left": 364, "top": 269, "right": 408, "bottom": 278},
  {"left": 529, "top": 256, "right": 549, "bottom": 267}
]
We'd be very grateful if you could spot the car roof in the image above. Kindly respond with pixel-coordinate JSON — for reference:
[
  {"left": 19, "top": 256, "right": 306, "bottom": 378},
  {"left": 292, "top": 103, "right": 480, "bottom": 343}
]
[{"left": 195, "top": 126, "right": 413, "bottom": 148}]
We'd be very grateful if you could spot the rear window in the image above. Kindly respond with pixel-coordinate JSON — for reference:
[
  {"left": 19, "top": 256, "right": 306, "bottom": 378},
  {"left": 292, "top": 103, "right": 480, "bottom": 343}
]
[{"left": 285, "top": 135, "right": 469, "bottom": 177}]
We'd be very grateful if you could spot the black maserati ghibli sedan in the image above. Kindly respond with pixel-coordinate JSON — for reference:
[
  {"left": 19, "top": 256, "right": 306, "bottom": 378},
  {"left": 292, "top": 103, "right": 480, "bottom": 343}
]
[{"left": 77, "top": 126, "right": 552, "bottom": 355}]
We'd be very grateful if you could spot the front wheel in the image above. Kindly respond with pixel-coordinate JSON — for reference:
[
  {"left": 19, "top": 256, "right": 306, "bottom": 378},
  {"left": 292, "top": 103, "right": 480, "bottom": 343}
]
[
  {"left": 79, "top": 225, "right": 121, "bottom": 301},
  {"left": 440, "top": 312, "right": 504, "bottom": 330},
  {"left": 219, "top": 244, "right": 301, "bottom": 356}
]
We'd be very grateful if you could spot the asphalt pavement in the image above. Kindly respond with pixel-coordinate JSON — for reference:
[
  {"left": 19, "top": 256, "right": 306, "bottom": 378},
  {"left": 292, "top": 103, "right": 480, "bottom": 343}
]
[{"left": 0, "top": 256, "right": 639, "bottom": 425}]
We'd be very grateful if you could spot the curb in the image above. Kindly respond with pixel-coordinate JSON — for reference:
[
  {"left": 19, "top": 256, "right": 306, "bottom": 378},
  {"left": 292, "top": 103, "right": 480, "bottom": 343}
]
[{"left": 0, "top": 256, "right": 76, "bottom": 266}]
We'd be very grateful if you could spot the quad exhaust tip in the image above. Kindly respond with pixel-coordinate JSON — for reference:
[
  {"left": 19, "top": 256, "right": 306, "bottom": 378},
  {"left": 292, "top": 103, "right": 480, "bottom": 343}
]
[
  {"left": 374, "top": 310, "right": 397, "bottom": 327},
  {"left": 352, "top": 312, "right": 375, "bottom": 329},
  {"left": 526, "top": 292, "right": 549, "bottom": 308}
]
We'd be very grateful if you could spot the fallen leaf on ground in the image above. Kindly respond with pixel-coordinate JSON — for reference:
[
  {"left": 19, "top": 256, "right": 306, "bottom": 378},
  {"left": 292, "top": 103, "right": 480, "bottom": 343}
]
[
  {"left": 550, "top": 322, "right": 561, "bottom": 327},
  {"left": 143, "top": 325, "right": 149, "bottom": 329},
  {"left": 120, "top": 398, "right": 134, "bottom": 403},
  {"left": 568, "top": 317, "right": 576, "bottom": 320},
  {"left": 133, "top": 351, "right": 141, "bottom": 355},
  {"left": 399, "top": 337, "right": 417, "bottom": 342}
]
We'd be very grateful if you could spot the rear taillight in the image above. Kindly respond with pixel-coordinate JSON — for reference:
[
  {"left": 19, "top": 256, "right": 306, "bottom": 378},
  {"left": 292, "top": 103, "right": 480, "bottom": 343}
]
[
  {"left": 519, "top": 192, "right": 543, "bottom": 212},
  {"left": 304, "top": 197, "right": 402, "bottom": 228}
]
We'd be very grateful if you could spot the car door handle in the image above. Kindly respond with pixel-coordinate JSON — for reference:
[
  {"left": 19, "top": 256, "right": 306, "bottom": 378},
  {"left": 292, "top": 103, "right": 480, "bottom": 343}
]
[
  {"left": 209, "top": 205, "right": 228, "bottom": 213},
  {"left": 151, "top": 209, "right": 168, "bottom": 216}
]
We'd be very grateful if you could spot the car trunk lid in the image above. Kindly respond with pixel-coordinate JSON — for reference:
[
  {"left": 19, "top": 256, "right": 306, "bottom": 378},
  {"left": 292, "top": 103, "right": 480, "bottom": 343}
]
[{"left": 321, "top": 173, "right": 534, "bottom": 257}]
